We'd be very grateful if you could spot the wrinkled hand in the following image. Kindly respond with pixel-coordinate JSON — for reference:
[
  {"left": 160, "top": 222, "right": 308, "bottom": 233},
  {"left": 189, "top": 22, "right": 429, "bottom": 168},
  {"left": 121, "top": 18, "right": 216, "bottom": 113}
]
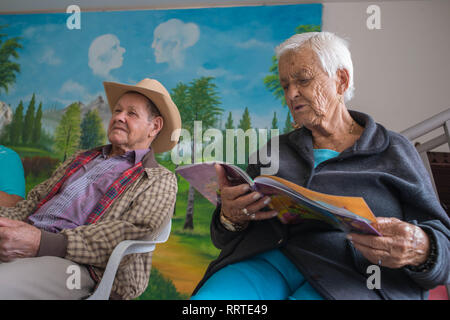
[
  {"left": 216, "top": 164, "right": 278, "bottom": 226},
  {"left": 0, "top": 217, "right": 41, "bottom": 262},
  {"left": 348, "top": 217, "right": 430, "bottom": 269}
]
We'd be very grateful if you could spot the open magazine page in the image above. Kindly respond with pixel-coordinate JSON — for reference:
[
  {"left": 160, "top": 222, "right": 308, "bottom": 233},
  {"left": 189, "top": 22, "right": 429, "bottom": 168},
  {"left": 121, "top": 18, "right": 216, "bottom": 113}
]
[
  {"left": 176, "top": 163, "right": 381, "bottom": 235},
  {"left": 258, "top": 175, "right": 378, "bottom": 224},
  {"left": 254, "top": 177, "right": 381, "bottom": 235},
  {"left": 175, "top": 162, "right": 253, "bottom": 206}
]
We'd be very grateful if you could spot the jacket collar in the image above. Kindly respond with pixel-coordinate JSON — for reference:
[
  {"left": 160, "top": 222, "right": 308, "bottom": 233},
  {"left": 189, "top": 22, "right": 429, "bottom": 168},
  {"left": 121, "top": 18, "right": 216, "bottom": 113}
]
[
  {"left": 287, "top": 110, "right": 390, "bottom": 164},
  {"left": 91, "top": 144, "right": 159, "bottom": 169}
]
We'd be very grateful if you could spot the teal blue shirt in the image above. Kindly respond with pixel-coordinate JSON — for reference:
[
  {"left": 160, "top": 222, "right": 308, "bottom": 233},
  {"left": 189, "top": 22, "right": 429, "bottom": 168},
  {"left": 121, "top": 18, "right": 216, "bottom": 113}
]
[
  {"left": 313, "top": 148, "right": 340, "bottom": 168},
  {"left": 0, "top": 146, "right": 25, "bottom": 198}
]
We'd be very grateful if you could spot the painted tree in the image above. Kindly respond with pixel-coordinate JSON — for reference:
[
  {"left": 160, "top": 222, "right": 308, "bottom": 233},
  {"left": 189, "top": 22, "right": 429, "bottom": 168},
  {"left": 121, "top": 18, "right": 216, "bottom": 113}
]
[
  {"left": 0, "top": 25, "right": 22, "bottom": 95},
  {"left": 170, "top": 82, "right": 190, "bottom": 217},
  {"left": 32, "top": 101, "right": 43, "bottom": 145},
  {"left": 238, "top": 107, "right": 252, "bottom": 131},
  {"left": 269, "top": 111, "right": 279, "bottom": 140},
  {"left": 54, "top": 102, "right": 81, "bottom": 161},
  {"left": 80, "top": 109, "right": 106, "bottom": 149},
  {"left": 182, "top": 77, "right": 223, "bottom": 230},
  {"left": 236, "top": 107, "right": 254, "bottom": 169},
  {"left": 22, "top": 93, "right": 36, "bottom": 145},
  {"left": 9, "top": 100, "right": 23, "bottom": 145},
  {"left": 263, "top": 24, "right": 321, "bottom": 107},
  {"left": 283, "top": 110, "right": 294, "bottom": 134},
  {"left": 271, "top": 111, "right": 278, "bottom": 130},
  {"left": 224, "top": 111, "right": 234, "bottom": 130},
  {"left": 171, "top": 82, "right": 189, "bottom": 117},
  {"left": 222, "top": 111, "right": 236, "bottom": 164}
]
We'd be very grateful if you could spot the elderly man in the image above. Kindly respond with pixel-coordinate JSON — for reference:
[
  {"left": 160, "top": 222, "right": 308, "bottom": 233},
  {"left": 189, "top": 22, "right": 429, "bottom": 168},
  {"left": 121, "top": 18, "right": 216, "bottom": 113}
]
[{"left": 0, "top": 78, "right": 181, "bottom": 300}]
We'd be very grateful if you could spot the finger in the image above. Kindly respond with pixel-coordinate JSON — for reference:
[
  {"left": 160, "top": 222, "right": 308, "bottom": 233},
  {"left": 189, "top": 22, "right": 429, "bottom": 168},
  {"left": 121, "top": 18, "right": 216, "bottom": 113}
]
[
  {"left": 247, "top": 210, "right": 278, "bottom": 221},
  {"left": 246, "top": 196, "right": 272, "bottom": 213},
  {"left": 375, "top": 217, "right": 404, "bottom": 236},
  {"left": 221, "top": 184, "right": 251, "bottom": 201},
  {"left": 351, "top": 241, "right": 389, "bottom": 266},
  {"left": 215, "top": 164, "right": 231, "bottom": 189},
  {"left": 0, "top": 217, "right": 19, "bottom": 228},
  {"left": 232, "top": 191, "right": 265, "bottom": 209},
  {"left": 348, "top": 233, "right": 392, "bottom": 253}
]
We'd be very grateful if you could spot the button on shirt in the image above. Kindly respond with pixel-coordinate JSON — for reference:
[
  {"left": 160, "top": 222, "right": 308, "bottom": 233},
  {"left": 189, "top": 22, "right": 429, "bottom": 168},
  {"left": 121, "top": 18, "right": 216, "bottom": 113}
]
[{"left": 28, "top": 146, "right": 149, "bottom": 233}]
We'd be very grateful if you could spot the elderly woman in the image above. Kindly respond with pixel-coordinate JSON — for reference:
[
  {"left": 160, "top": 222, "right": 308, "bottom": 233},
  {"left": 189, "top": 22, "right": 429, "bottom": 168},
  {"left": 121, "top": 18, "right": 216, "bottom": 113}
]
[{"left": 191, "top": 32, "right": 450, "bottom": 300}]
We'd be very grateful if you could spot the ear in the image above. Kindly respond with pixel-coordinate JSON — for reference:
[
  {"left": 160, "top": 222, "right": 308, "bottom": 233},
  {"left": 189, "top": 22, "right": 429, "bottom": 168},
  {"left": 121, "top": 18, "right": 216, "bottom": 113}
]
[
  {"left": 148, "top": 116, "right": 164, "bottom": 138},
  {"left": 335, "top": 68, "right": 350, "bottom": 96}
]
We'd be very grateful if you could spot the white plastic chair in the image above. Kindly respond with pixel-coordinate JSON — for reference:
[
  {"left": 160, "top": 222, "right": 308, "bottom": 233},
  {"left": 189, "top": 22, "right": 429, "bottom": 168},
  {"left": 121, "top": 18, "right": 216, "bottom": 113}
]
[{"left": 87, "top": 220, "right": 172, "bottom": 300}]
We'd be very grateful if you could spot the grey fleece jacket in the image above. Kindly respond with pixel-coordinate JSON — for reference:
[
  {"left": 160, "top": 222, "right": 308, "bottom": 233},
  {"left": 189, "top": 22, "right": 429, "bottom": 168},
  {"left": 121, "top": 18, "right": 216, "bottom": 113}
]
[{"left": 193, "top": 110, "right": 450, "bottom": 300}]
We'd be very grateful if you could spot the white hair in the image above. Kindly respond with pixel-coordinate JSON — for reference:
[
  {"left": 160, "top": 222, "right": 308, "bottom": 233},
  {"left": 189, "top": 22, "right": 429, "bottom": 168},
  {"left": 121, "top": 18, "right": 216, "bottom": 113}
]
[{"left": 275, "top": 32, "right": 354, "bottom": 102}]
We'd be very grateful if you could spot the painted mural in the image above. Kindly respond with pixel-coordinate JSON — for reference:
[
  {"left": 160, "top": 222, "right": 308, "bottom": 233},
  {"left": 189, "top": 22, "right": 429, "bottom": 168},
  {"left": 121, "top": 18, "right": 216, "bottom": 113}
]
[{"left": 0, "top": 4, "right": 322, "bottom": 299}]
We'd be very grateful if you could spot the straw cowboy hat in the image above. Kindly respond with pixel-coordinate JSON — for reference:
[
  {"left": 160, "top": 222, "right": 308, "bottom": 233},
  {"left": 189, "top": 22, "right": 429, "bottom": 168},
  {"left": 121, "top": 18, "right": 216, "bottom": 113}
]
[{"left": 103, "top": 78, "right": 182, "bottom": 153}]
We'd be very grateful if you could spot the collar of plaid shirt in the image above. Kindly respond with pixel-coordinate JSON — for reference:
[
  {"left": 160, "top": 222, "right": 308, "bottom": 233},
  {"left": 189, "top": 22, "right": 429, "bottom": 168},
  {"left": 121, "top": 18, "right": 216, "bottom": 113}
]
[{"left": 32, "top": 145, "right": 158, "bottom": 226}]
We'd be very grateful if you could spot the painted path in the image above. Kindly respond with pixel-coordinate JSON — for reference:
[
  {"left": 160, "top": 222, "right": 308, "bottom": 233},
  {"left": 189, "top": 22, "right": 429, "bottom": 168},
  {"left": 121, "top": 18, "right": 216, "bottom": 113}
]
[{"left": 152, "top": 234, "right": 212, "bottom": 295}]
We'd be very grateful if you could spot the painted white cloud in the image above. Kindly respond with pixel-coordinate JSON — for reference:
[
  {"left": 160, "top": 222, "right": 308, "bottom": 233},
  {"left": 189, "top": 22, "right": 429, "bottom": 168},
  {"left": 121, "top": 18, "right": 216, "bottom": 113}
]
[
  {"left": 152, "top": 19, "right": 200, "bottom": 69},
  {"left": 21, "top": 24, "right": 59, "bottom": 40},
  {"left": 59, "top": 79, "right": 104, "bottom": 105},
  {"left": 60, "top": 79, "right": 87, "bottom": 96},
  {"left": 88, "top": 34, "right": 125, "bottom": 79},
  {"left": 39, "top": 47, "right": 62, "bottom": 65}
]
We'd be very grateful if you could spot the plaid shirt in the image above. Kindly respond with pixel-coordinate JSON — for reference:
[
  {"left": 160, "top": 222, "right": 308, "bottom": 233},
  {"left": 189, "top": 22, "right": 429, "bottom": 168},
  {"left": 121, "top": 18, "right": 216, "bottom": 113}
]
[{"left": 0, "top": 146, "right": 177, "bottom": 299}]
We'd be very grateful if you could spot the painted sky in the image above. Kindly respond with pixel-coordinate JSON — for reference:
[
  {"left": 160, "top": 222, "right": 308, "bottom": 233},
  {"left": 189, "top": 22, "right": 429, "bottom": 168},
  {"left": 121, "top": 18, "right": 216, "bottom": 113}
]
[{"left": 0, "top": 4, "right": 322, "bottom": 130}]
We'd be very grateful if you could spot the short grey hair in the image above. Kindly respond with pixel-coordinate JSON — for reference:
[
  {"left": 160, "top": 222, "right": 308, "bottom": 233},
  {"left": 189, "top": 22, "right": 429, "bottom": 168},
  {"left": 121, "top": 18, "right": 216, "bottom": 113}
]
[{"left": 275, "top": 32, "right": 355, "bottom": 102}]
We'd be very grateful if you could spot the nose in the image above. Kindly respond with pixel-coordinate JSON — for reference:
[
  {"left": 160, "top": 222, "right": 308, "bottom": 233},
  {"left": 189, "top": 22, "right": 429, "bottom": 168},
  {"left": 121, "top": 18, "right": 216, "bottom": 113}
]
[
  {"left": 112, "top": 110, "right": 126, "bottom": 123},
  {"left": 285, "top": 83, "right": 300, "bottom": 102}
]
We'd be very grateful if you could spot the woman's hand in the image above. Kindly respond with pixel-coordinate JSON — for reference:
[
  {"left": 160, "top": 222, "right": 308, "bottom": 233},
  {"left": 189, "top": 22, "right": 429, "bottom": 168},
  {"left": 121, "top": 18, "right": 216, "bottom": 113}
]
[
  {"left": 348, "top": 217, "right": 431, "bottom": 269},
  {"left": 216, "top": 164, "right": 278, "bottom": 226}
]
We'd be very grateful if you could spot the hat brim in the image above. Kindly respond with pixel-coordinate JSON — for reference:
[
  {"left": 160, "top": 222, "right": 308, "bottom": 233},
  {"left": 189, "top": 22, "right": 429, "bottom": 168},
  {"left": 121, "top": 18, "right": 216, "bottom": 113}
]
[{"left": 103, "top": 81, "right": 181, "bottom": 154}]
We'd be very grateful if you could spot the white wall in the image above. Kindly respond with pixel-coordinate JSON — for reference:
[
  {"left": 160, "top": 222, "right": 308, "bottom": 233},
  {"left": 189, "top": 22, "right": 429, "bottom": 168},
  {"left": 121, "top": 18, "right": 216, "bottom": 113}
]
[{"left": 323, "top": 0, "right": 450, "bottom": 151}]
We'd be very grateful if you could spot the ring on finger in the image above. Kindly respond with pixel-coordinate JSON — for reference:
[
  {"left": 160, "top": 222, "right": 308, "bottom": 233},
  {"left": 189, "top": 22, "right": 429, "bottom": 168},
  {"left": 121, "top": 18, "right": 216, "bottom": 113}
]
[
  {"left": 241, "top": 207, "right": 250, "bottom": 216},
  {"left": 378, "top": 259, "right": 382, "bottom": 266}
]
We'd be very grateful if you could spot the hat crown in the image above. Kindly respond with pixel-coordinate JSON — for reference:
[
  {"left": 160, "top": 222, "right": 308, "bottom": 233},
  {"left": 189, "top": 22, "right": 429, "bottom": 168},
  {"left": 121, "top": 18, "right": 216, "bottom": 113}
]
[{"left": 135, "top": 78, "right": 170, "bottom": 98}]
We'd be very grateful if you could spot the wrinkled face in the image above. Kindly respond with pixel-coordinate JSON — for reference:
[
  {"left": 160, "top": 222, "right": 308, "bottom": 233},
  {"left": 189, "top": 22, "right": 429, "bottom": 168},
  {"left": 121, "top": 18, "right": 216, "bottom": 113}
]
[
  {"left": 278, "top": 47, "right": 340, "bottom": 130},
  {"left": 107, "top": 92, "right": 155, "bottom": 151}
]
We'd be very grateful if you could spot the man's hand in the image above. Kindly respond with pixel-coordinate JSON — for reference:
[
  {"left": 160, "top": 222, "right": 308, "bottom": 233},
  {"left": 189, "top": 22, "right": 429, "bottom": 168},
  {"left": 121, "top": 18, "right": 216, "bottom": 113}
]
[
  {"left": 0, "top": 217, "right": 41, "bottom": 262},
  {"left": 348, "top": 217, "right": 430, "bottom": 269}
]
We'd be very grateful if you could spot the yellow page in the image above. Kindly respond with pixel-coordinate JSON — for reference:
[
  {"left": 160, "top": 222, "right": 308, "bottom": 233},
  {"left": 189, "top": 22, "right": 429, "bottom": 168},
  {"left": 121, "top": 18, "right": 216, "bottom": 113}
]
[{"left": 259, "top": 175, "right": 377, "bottom": 223}]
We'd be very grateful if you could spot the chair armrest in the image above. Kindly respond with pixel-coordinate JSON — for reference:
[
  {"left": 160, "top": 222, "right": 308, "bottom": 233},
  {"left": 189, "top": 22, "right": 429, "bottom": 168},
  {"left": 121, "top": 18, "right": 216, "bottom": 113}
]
[
  {"left": 87, "top": 240, "right": 158, "bottom": 300},
  {"left": 87, "top": 220, "right": 172, "bottom": 300}
]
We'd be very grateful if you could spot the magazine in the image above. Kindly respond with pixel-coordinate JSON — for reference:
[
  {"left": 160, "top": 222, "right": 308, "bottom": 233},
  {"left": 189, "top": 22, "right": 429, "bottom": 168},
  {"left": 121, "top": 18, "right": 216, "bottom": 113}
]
[{"left": 175, "top": 162, "right": 381, "bottom": 236}]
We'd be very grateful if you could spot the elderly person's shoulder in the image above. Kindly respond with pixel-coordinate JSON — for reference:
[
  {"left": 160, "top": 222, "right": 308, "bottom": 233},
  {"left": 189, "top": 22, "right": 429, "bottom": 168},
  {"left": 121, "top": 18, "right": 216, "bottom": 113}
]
[
  {"left": 381, "top": 128, "right": 425, "bottom": 167},
  {"left": 386, "top": 129, "right": 419, "bottom": 154},
  {"left": 153, "top": 162, "right": 177, "bottom": 178}
]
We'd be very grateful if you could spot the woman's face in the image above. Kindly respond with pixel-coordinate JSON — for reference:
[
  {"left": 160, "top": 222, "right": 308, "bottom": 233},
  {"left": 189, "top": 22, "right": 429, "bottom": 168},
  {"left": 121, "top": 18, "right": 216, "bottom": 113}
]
[{"left": 278, "top": 47, "right": 341, "bottom": 131}]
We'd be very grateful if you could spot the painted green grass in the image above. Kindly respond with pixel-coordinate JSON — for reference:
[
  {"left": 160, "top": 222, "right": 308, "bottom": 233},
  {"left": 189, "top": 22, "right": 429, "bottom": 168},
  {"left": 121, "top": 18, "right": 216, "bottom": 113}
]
[
  {"left": 6, "top": 145, "right": 56, "bottom": 159},
  {"left": 136, "top": 268, "right": 189, "bottom": 300},
  {"left": 171, "top": 174, "right": 220, "bottom": 260},
  {"left": 25, "top": 174, "right": 48, "bottom": 195}
]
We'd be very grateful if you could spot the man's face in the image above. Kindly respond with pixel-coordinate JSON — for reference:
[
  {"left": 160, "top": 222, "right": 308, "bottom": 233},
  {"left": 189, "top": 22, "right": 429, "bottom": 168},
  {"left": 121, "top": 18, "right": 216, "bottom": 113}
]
[{"left": 107, "top": 92, "right": 157, "bottom": 152}]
